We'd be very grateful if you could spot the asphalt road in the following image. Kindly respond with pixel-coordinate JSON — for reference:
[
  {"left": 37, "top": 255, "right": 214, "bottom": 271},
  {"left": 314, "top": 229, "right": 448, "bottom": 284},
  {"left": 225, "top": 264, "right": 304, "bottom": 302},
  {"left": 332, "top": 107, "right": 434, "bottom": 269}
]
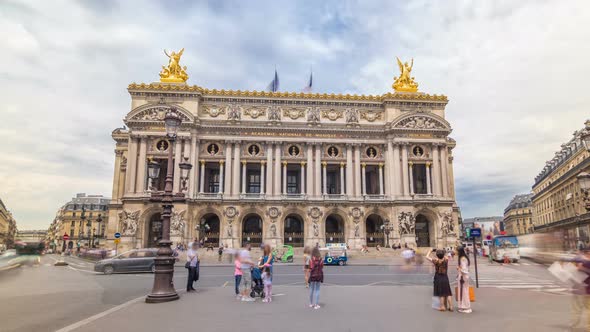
[{"left": 0, "top": 255, "right": 572, "bottom": 332}]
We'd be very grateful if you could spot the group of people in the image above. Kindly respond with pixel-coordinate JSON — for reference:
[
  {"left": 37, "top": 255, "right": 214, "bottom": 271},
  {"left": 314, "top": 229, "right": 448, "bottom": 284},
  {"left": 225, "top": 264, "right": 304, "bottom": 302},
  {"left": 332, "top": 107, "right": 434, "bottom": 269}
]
[{"left": 425, "top": 246, "right": 472, "bottom": 313}]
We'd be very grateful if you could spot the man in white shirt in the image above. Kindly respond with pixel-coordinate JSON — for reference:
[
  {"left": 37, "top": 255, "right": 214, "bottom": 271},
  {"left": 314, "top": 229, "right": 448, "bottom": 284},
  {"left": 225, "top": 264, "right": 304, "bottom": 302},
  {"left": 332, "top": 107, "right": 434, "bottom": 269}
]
[{"left": 186, "top": 243, "right": 199, "bottom": 292}]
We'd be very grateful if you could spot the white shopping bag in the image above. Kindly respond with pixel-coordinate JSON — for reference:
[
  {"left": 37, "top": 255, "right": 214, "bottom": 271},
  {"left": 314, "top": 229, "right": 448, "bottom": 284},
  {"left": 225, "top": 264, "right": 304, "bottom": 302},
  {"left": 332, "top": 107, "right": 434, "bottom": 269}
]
[
  {"left": 548, "top": 261, "right": 570, "bottom": 283},
  {"left": 431, "top": 296, "right": 440, "bottom": 310},
  {"left": 564, "top": 262, "right": 588, "bottom": 284}
]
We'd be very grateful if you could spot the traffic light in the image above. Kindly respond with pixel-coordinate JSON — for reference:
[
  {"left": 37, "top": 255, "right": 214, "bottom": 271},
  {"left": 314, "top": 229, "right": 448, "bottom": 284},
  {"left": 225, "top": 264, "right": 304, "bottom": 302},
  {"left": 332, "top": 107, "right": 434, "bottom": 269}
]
[{"left": 465, "top": 227, "right": 471, "bottom": 238}]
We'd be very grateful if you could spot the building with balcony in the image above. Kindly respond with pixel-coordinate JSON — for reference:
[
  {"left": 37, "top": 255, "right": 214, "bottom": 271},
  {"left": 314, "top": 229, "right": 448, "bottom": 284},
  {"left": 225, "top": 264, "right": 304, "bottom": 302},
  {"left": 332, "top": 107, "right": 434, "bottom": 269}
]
[
  {"left": 503, "top": 194, "right": 534, "bottom": 236},
  {"left": 0, "top": 199, "right": 17, "bottom": 250},
  {"left": 53, "top": 193, "right": 110, "bottom": 251},
  {"left": 532, "top": 120, "right": 590, "bottom": 250},
  {"left": 107, "top": 57, "right": 460, "bottom": 250}
]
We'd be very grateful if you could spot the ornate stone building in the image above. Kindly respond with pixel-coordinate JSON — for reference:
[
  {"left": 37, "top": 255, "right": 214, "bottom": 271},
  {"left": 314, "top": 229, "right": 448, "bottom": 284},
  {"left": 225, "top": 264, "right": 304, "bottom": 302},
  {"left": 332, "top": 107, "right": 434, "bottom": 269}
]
[
  {"left": 0, "top": 198, "right": 17, "bottom": 250},
  {"left": 532, "top": 120, "right": 590, "bottom": 249},
  {"left": 107, "top": 54, "right": 460, "bottom": 250},
  {"left": 503, "top": 194, "right": 534, "bottom": 236}
]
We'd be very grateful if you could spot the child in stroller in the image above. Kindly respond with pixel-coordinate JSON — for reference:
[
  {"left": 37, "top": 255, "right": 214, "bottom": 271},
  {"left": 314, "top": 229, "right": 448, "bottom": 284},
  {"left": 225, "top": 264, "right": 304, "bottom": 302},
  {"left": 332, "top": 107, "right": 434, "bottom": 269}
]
[{"left": 250, "top": 265, "right": 265, "bottom": 298}]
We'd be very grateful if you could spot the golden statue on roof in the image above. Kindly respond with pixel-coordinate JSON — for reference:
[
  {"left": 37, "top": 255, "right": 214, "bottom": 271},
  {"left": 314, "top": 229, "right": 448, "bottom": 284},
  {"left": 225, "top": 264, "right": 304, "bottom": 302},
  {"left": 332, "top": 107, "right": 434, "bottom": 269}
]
[
  {"left": 392, "top": 57, "right": 418, "bottom": 92},
  {"left": 159, "top": 48, "right": 189, "bottom": 83}
]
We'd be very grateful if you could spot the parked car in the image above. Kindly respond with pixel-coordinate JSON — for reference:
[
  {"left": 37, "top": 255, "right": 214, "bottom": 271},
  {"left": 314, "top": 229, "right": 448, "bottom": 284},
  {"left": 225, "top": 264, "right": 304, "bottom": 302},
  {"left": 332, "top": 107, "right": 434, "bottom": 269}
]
[{"left": 94, "top": 249, "right": 158, "bottom": 274}]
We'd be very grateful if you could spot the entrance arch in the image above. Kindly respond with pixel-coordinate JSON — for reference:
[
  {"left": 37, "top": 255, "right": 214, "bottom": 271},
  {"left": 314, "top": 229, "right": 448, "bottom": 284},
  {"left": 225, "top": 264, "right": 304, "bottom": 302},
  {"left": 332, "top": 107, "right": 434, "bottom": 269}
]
[
  {"left": 325, "top": 214, "right": 345, "bottom": 244},
  {"left": 147, "top": 213, "right": 163, "bottom": 248},
  {"left": 365, "top": 214, "right": 385, "bottom": 247},
  {"left": 415, "top": 214, "right": 432, "bottom": 247},
  {"left": 242, "top": 214, "right": 263, "bottom": 247},
  {"left": 284, "top": 214, "right": 304, "bottom": 247},
  {"left": 199, "top": 213, "right": 220, "bottom": 246}
]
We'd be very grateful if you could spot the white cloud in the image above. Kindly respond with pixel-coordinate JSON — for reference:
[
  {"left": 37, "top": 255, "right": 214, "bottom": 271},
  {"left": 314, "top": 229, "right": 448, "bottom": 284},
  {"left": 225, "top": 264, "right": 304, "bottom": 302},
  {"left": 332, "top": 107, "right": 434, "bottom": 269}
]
[{"left": 1, "top": 0, "right": 590, "bottom": 228}]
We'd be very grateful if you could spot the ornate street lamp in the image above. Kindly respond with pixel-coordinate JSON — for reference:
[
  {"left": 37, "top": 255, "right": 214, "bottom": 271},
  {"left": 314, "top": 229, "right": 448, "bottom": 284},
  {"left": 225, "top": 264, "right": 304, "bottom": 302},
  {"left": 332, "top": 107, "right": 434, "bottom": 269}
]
[
  {"left": 577, "top": 172, "right": 590, "bottom": 211},
  {"left": 146, "top": 109, "right": 191, "bottom": 303},
  {"left": 147, "top": 158, "right": 161, "bottom": 191},
  {"left": 179, "top": 157, "right": 192, "bottom": 192},
  {"left": 380, "top": 220, "right": 391, "bottom": 248}
]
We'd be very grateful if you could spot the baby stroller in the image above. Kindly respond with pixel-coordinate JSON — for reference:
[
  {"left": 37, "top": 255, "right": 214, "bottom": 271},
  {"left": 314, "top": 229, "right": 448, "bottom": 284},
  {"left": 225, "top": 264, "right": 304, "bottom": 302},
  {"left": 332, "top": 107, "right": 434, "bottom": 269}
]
[{"left": 250, "top": 266, "right": 265, "bottom": 298}]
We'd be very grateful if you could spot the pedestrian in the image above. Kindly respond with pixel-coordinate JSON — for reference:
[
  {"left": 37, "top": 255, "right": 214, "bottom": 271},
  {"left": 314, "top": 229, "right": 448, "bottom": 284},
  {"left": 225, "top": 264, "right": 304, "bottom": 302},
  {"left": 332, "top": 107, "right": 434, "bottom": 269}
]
[
  {"left": 186, "top": 242, "right": 199, "bottom": 292},
  {"left": 308, "top": 247, "right": 324, "bottom": 309},
  {"left": 425, "top": 249, "right": 453, "bottom": 311},
  {"left": 218, "top": 245, "right": 224, "bottom": 262},
  {"left": 262, "top": 264, "right": 272, "bottom": 303},
  {"left": 260, "top": 244, "right": 274, "bottom": 279},
  {"left": 570, "top": 249, "right": 590, "bottom": 329},
  {"left": 303, "top": 246, "right": 311, "bottom": 288},
  {"left": 456, "top": 246, "right": 472, "bottom": 313},
  {"left": 234, "top": 253, "right": 242, "bottom": 300},
  {"left": 239, "top": 248, "right": 255, "bottom": 302}
]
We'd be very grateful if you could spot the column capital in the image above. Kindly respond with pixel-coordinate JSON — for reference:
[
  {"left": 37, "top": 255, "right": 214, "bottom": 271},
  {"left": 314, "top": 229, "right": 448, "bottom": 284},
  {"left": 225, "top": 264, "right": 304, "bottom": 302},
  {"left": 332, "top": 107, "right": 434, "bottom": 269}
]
[
  {"left": 340, "top": 162, "right": 346, "bottom": 167},
  {"left": 321, "top": 161, "right": 327, "bottom": 167},
  {"left": 378, "top": 162, "right": 384, "bottom": 168},
  {"left": 408, "top": 161, "right": 413, "bottom": 167},
  {"left": 448, "top": 156, "right": 454, "bottom": 162},
  {"left": 361, "top": 162, "right": 366, "bottom": 168},
  {"left": 219, "top": 160, "right": 225, "bottom": 165},
  {"left": 260, "top": 160, "right": 266, "bottom": 165},
  {"left": 200, "top": 160, "right": 206, "bottom": 165},
  {"left": 426, "top": 162, "right": 431, "bottom": 167},
  {"left": 399, "top": 141, "right": 410, "bottom": 146},
  {"left": 300, "top": 161, "right": 306, "bottom": 166},
  {"left": 241, "top": 160, "right": 247, "bottom": 165},
  {"left": 282, "top": 161, "right": 288, "bottom": 166}
]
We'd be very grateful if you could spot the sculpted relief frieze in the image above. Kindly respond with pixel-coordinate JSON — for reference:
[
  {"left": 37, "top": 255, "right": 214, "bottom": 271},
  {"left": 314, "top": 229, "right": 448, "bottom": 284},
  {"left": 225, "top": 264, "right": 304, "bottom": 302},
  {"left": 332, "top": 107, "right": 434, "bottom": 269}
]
[
  {"left": 244, "top": 107, "right": 266, "bottom": 119},
  {"left": 130, "top": 107, "right": 190, "bottom": 122},
  {"left": 202, "top": 105, "right": 225, "bottom": 118},
  {"left": 321, "top": 109, "right": 343, "bottom": 121},
  {"left": 359, "top": 110, "right": 383, "bottom": 122},
  {"left": 396, "top": 116, "right": 445, "bottom": 130},
  {"left": 283, "top": 108, "right": 305, "bottom": 120}
]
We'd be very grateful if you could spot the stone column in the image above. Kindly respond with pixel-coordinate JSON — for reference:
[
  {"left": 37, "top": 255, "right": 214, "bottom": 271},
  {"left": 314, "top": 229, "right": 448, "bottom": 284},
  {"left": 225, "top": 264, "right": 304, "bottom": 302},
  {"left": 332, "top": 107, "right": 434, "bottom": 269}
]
[
  {"left": 340, "top": 162, "right": 345, "bottom": 195},
  {"left": 224, "top": 143, "right": 232, "bottom": 195},
  {"left": 124, "top": 136, "right": 138, "bottom": 195},
  {"left": 300, "top": 161, "right": 306, "bottom": 194},
  {"left": 384, "top": 142, "right": 392, "bottom": 196},
  {"left": 448, "top": 154, "right": 456, "bottom": 199},
  {"left": 322, "top": 162, "right": 327, "bottom": 195},
  {"left": 274, "top": 144, "right": 282, "bottom": 196},
  {"left": 432, "top": 144, "right": 441, "bottom": 196},
  {"left": 241, "top": 160, "right": 247, "bottom": 194},
  {"left": 392, "top": 143, "right": 401, "bottom": 196},
  {"left": 136, "top": 136, "right": 147, "bottom": 194},
  {"left": 282, "top": 161, "right": 288, "bottom": 195},
  {"left": 306, "top": 144, "right": 313, "bottom": 197},
  {"left": 266, "top": 144, "right": 273, "bottom": 195},
  {"left": 426, "top": 162, "right": 432, "bottom": 195},
  {"left": 408, "top": 161, "right": 414, "bottom": 195},
  {"left": 189, "top": 136, "right": 198, "bottom": 198},
  {"left": 199, "top": 160, "right": 205, "bottom": 193},
  {"left": 112, "top": 151, "right": 123, "bottom": 199},
  {"left": 260, "top": 161, "right": 266, "bottom": 195},
  {"left": 346, "top": 145, "right": 353, "bottom": 196},
  {"left": 440, "top": 145, "right": 449, "bottom": 197},
  {"left": 173, "top": 137, "right": 182, "bottom": 193},
  {"left": 354, "top": 145, "right": 362, "bottom": 197},
  {"left": 232, "top": 142, "right": 241, "bottom": 197},
  {"left": 218, "top": 160, "right": 225, "bottom": 194},
  {"left": 315, "top": 144, "right": 322, "bottom": 196},
  {"left": 401, "top": 144, "right": 409, "bottom": 196},
  {"left": 378, "top": 162, "right": 384, "bottom": 195},
  {"left": 361, "top": 163, "right": 367, "bottom": 196}
]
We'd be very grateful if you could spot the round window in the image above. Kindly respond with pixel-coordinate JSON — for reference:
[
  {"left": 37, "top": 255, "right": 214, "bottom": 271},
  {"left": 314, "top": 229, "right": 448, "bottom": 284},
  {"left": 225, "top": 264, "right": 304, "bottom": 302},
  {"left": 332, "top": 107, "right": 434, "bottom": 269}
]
[
  {"left": 156, "top": 140, "right": 169, "bottom": 152},
  {"left": 288, "top": 145, "right": 300, "bottom": 157},
  {"left": 207, "top": 143, "right": 220, "bottom": 155},
  {"left": 248, "top": 144, "right": 260, "bottom": 156},
  {"left": 366, "top": 147, "right": 377, "bottom": 158},
  {"left": 413, "top": 146, "right": 424, "bottom": 157},
  {"left": 327, "top": 146, "right": 339, "bottom": 157}
]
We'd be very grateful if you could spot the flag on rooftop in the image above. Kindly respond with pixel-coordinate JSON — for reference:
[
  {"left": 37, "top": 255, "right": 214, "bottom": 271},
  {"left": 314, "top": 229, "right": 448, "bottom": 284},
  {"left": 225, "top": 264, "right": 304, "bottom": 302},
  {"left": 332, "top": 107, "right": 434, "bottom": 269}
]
[
  {"left": 302, "top": 69, "right": 313, "bottom": 93},
  {"left": 266, "top": 69, "right": 279, "bottom": 92}
]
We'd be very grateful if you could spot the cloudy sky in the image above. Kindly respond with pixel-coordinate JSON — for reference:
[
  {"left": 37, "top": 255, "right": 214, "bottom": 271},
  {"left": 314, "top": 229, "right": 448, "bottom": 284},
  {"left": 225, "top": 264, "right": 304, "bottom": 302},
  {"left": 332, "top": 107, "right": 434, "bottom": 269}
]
[{"left": 1, "top": 0, "right": 590, "bottom": 230}]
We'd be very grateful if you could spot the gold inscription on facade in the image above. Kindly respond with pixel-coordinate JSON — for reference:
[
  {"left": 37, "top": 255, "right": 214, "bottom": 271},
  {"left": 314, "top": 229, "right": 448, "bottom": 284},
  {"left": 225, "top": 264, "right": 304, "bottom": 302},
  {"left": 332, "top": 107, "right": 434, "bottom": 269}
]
[
  {"left": 247, "top": 131, "right": 340, "bottom": 138},
  {"left": 408, "top": 133, "right": 433, "bottom": 138}
]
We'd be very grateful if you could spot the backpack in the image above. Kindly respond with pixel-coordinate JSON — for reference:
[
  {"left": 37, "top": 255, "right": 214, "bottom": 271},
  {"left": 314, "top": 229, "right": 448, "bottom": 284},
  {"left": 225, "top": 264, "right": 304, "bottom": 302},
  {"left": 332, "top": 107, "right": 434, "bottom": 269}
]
[{"left": 309, "top": 257, "right": 324, "bottom": 282}]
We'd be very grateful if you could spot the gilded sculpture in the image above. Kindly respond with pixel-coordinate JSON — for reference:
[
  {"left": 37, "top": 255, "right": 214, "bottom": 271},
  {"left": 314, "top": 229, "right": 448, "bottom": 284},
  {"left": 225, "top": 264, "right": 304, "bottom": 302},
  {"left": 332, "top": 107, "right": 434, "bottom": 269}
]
[
  {"left": 392, "top": 57, "right": 419, "bottom": 92},
  {"left": 160, "top": 48, "right": 189, "bottom": 83}
]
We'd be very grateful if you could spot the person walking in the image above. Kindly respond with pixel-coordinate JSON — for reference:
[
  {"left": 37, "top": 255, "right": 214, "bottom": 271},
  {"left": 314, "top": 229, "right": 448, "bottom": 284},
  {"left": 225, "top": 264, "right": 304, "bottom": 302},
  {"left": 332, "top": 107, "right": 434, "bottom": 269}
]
[
  {"left": 218, "top": 245, "right": 224, "bottom": 262},
  {"left": 456, "top": 246, "right": 472, "bottom": 313},
  {"left": 234, "top": 253, "right": 242, "bottom": 299},
  {"left": 239, "top": 247, "right": 255, "bottom": 302},
  {"left": 425, "top": 249, "right": 453, "bottom": 311},
  {"left": 186, "top": 242, "right": 199, "bottom": 292},
  {"left": 308, "top": 247, "right": 324, "bottom": 309},
  {"left": 570, "top": 249, "right": 590, "bottom": 329},
  {"left": 261, "top": 264, "right": 272, "bottom": 303},
  {"left": 303, "top": 246, "right": 311, "bottom": 288},
  {"left": 260, "top": 244, "right": 274, "bottom": 279}
]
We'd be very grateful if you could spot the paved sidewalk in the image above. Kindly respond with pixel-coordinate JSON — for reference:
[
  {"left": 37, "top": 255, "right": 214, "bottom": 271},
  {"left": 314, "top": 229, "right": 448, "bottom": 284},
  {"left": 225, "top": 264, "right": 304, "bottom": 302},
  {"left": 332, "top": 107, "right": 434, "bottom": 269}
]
[{"left": 69, "top": 285, "right": 569, "bottom": 332}]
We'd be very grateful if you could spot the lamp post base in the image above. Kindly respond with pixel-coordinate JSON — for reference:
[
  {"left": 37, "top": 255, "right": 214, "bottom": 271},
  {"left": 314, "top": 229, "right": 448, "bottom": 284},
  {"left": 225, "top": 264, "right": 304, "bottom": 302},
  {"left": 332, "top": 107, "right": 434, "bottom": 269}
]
[{"left": 146, "top": 240, "right": 179, "bottom": 303}]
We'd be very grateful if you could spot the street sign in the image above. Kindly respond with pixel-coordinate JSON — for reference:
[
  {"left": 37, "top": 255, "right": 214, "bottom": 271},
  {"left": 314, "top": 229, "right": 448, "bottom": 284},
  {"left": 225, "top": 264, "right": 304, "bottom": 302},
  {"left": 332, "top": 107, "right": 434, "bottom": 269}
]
[
  {"left": 470, "top": 228, "right": 482, "bottom": 238},
  {"left": 114, "top": 232, "right": 121, "bottom": 239},
  {"left": 63, "top": 233, "right": 69, "bottom": 241},
  {"left": 114, "top": 238, "right": 121, "bottom": 244}
]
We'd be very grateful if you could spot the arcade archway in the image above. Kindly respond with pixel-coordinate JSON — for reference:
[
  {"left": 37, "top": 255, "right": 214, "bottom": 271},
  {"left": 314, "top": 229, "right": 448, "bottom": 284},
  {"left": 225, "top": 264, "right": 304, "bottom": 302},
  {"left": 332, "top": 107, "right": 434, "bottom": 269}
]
[
  {"left": 365, "top": 214, "right": 385, "bottom": 247},
  {"left": 199, "top": 213, "right": 220, "bottom": 246},
  {"left": 242, "top": 214, "right": 263, "bottom": 247},
  {"left": 284, "top": 214, "right": 304, "bottom": 247},
  {"left": 325, "top": 214, "right": 345, "bottom": 244},
  {"left": 415, "top": 214, "right": 432, "bottom": 247}
]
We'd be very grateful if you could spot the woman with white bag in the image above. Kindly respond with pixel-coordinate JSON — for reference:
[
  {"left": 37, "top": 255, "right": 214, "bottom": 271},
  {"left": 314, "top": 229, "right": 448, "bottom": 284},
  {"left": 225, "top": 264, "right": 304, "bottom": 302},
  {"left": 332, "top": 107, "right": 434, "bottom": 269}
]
[{"left": 456, "top": 246, "right": 472, "bottom": 313}]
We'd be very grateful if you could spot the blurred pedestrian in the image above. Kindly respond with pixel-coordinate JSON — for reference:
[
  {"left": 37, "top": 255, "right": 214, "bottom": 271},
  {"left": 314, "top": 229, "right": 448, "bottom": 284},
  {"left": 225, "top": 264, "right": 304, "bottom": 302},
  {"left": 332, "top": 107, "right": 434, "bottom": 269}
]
[
  {"left": 234, "top": 253, "right": 242, "bottom": 299},
  {"left": 186, "top": 242, "right": 199, "bottom": 292},
  {"left": 262, "top": 264, "right": 272, "bottom": 303},
  {"left": 456, "top": 246, "right": 472, "bottom": 313},
  {"left": 239, "top": 247, "right": 255, "bottom": 302},
  {"left": 308, "top": 247, "right": 324, "bottom": 309},
  {"left": 425, "top": 249, "right": 453, "bottom": 311},
  {"left": 571, "top": 249, "right": 590, "bottom": 329},
  {"left": 303, "top": 246, "right": 311, "bottom": 288},
  {"left": 260, "top": 244, "right": 274, "bottom": 279},
  {"left": 218, "top": 245, "right": 224, "bottom": 262}
]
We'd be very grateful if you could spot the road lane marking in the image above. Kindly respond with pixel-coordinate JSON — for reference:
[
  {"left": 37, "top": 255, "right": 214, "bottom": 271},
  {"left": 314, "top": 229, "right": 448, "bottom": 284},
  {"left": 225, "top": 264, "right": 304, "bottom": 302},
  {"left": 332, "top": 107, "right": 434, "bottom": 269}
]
[{"left": 67, "top": 266, "right": 101, "bottom": 274}]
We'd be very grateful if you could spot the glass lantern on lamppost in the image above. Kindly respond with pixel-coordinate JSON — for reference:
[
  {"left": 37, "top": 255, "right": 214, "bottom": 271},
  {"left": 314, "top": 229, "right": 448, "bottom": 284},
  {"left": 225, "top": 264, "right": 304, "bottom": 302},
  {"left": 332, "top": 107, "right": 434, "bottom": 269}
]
[
  {"left": 577, "top": 172, "right": 590, "bottom": 212},
  {"left": 179, "top": 157, "right": 193, "bottom": 193},
  {"left": 146, "top": 108, "right": 192, "bottom": 304},
  {"left": 147, "top": 158, "right": 161, "bottom": 191}
]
